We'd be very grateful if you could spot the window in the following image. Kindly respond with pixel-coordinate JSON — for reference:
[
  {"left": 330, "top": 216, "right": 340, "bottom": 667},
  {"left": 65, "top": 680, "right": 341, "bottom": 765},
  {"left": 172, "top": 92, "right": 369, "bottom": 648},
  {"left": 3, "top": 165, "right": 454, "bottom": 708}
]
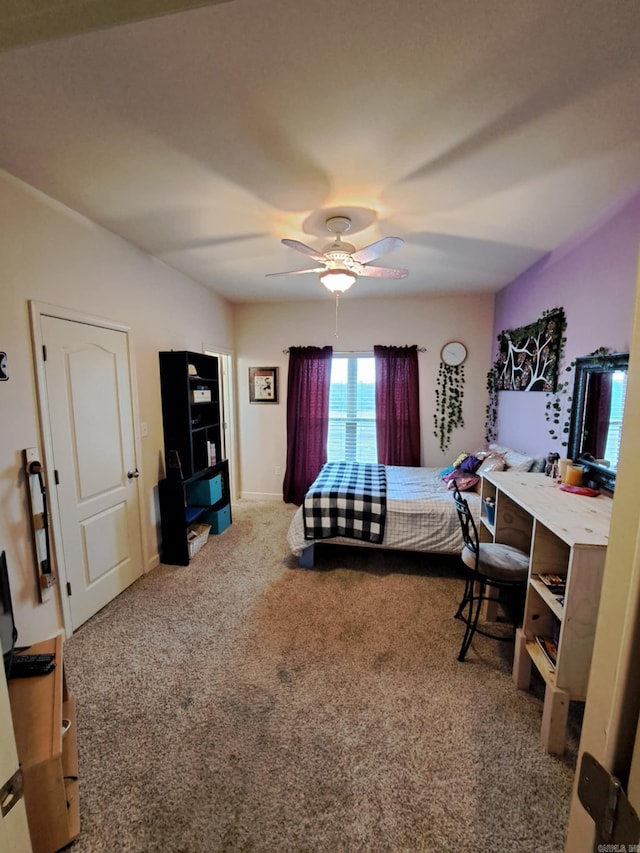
[
  {"left": 327, "top": 354, "right": 377, "bottom": 462},
  {"left": 603, "top": 370, "right": 627, "bottom": 468}
]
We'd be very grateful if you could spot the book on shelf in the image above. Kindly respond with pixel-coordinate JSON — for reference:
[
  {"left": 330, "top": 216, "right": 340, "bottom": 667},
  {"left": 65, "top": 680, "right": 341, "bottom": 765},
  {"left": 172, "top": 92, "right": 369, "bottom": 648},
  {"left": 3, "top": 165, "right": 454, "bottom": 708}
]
[
  {"left": 535, "top": 635, "right": 557, "bottom": 669},
  {"left": 535, "top": 573, "right": 566, "bottom": 594}
]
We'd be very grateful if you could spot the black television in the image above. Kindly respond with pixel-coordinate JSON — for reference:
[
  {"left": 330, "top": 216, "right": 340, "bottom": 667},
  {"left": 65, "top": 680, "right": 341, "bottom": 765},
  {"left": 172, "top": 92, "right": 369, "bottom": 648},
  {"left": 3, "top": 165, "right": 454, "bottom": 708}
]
[{"left": 0, "top": 551, "right": 17, "bottom": 678}]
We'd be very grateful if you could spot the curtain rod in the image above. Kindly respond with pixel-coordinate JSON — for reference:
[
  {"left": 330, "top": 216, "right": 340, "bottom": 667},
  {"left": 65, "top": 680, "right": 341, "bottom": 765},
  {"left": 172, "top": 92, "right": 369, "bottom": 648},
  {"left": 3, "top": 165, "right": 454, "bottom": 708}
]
[{"left": 283, "top": 347, "right": 427, "bottom": 353}]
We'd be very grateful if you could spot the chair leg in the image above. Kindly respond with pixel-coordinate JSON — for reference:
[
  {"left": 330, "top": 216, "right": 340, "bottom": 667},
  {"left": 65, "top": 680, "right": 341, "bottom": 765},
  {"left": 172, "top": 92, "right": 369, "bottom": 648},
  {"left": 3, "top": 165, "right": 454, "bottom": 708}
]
[
  {"left": 455, "top": 572, "right": 473, "bottom": 620},
  {"left": 457, "top": 580, "right": 486, "bottom": 662},
  {"left": 500, "top": 583, "right": 526, "bottom": 639}
]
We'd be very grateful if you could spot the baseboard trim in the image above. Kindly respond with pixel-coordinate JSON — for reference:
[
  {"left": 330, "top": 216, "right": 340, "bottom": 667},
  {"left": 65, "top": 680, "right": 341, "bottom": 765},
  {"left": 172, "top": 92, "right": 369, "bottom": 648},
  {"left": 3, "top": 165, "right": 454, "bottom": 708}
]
[
  {"left": 240, "top": 491, "right": 282, "bottom": 501},
  {"left": 146, "top": 553, "right": 160, "bottom": 573}
]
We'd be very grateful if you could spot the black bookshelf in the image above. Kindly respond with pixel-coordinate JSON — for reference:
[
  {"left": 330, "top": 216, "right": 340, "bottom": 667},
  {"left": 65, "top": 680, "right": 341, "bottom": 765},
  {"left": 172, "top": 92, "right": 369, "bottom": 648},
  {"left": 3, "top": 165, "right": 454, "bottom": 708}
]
[
  {"left": 158, "top": 351, "right": 232, "bottom": 564},
  {"left": 159, "top": 350, "right": 222, "bottom": 480}
]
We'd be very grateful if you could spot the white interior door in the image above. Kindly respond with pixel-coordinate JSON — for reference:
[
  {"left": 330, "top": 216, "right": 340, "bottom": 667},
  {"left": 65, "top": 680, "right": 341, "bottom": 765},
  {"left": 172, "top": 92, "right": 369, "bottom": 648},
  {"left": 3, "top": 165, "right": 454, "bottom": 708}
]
[
  {"left": 38, "top": 314, "right": 143, "bottom": 630},
  {"left": 628, "top": 713, "right": 640, "bottom": 820}
]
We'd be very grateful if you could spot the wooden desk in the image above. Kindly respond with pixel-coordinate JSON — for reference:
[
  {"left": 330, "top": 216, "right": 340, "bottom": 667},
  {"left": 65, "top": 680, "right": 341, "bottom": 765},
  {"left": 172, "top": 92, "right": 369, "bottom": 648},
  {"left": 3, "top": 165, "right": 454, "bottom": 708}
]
[{"left": 481, "top": 472, "right": 612, "bottom": 754}]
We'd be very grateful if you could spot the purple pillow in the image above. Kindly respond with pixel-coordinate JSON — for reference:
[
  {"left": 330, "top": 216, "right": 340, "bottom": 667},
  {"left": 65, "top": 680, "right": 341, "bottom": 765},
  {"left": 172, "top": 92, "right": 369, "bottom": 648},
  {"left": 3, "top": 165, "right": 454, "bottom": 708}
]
[
  {"left": 460, "top": 454, "right": 481, "bottom": 473},
  {"left": 446, "top": 474, "right": 480, "bottom": 492}
]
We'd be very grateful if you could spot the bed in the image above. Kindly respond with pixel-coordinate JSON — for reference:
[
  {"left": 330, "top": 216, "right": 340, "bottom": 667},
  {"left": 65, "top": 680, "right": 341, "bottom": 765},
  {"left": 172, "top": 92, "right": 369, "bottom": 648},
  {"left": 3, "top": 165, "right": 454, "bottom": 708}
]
[{"left": 287, "top": 463, "right": 482, "bottom": 567}]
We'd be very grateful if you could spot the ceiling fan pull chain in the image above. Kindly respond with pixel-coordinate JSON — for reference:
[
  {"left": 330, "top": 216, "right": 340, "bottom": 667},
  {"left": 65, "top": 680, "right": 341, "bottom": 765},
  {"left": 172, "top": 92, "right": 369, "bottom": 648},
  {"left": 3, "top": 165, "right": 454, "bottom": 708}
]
[{"left": 335, "top": 293, "right": 340, "bottom": 338}]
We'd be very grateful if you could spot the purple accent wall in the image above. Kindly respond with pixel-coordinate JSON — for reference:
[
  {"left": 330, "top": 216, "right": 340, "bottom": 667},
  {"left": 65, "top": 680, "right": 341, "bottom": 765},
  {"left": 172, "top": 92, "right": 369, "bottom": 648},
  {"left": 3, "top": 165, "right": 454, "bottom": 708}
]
[{"left": 493, "top": 185, "right": 640, "bottom": 457}]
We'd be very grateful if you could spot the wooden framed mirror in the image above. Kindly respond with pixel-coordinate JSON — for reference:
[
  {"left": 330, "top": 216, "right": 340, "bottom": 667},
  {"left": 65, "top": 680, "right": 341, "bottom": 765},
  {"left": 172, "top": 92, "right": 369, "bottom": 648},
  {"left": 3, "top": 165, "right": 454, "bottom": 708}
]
[{"left": 568, "top": 351, "right": 629, "bottom": 491}]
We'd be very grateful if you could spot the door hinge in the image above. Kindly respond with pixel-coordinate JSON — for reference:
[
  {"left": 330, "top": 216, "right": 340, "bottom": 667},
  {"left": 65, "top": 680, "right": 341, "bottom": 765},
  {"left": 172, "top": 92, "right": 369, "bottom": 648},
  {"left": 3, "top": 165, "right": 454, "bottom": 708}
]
[
  {"left": 54, "top": 469, "right": 60, "bottom": 484},
  {"left": 66, "top": 581, "right": 72, "bottom": 596},
  {"left": 578, "top": 752, "right": 640, "bottom": 848},
  {"left": 42, "top": 344, "right": 47, "bottom": 361},
  {"left": 0, "top": 768, "right": 24, "bottom": 818}
]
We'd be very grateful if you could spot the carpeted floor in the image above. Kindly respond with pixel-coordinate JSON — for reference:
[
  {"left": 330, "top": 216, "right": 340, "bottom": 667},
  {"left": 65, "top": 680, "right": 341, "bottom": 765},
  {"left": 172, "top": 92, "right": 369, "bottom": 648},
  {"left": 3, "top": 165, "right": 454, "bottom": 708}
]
[{"left": 64, "top": 498, "right": 581, "bottom": 852}]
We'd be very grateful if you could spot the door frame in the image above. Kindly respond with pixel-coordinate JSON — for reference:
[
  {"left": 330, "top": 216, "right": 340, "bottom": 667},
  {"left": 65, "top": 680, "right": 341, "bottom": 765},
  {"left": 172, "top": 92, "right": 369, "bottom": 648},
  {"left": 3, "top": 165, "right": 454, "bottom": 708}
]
[
  {"left": 565, "top": 251, "right": 640, "bottom": 848},
  {"left": 29, "top": 301, "right": 146, "bottom": 637},
  {"left": 203, "top": 343, "right": 238, "bottom": 501}
]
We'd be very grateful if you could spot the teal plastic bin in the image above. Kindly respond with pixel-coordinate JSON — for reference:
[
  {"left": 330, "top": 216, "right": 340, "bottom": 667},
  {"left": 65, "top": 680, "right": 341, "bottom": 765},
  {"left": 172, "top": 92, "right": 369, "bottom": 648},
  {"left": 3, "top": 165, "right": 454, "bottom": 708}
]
[
  {"left": 186, "top": 473, "right": 222, "bottom": 506},
  {"left": 204, "top": 504, "right": 231, "bottom": 534}
]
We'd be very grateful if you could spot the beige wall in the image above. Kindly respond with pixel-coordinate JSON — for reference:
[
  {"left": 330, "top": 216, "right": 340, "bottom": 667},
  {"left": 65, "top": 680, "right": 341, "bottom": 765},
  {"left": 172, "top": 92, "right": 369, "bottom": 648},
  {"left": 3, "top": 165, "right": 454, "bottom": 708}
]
[
  {"left": 0, "top": 172, "right": 234, "bottom": 644},
  {"left": 0, "top": 168, "right": 495, "bottom": 643},
  {"left": 233, "top": 293, "right": 495, "bottom": 499}
]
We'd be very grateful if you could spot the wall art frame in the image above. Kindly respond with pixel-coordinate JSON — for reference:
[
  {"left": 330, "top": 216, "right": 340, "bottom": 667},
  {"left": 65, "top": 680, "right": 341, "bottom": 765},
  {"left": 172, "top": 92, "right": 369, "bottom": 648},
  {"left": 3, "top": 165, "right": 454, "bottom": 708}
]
[
  {"left": 249, "top": 366, "right": 278, "bottom": 403},
  {"left": 495, "top": 308, "right": 565, "bottom": 392}
]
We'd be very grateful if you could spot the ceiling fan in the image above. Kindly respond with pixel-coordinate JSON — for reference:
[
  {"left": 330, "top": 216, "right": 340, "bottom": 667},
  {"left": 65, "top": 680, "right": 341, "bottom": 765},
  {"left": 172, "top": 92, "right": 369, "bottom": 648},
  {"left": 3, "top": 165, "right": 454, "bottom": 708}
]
[{"left": 267, "top": 215, "right": 408, "bottom": 293}]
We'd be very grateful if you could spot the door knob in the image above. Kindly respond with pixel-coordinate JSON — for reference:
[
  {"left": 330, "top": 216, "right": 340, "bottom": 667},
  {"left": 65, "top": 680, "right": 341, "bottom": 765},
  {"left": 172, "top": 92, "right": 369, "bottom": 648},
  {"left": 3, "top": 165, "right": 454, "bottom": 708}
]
[{"left": 127, "top": 469, "right": 140, "bottom": 479}]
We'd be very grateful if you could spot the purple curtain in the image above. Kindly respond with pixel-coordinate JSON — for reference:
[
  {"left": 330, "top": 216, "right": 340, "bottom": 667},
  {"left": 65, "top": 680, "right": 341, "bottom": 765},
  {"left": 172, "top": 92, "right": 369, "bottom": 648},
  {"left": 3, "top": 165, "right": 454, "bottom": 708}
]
[
  {"left": 374, "top": 345, "right": 421, "bottom": 466},
  {"left": 584, "top": 372, "right": 613, "bottom": 459},
  {"left": 283, "top": 346, "right": 333, "bottom": 505}
]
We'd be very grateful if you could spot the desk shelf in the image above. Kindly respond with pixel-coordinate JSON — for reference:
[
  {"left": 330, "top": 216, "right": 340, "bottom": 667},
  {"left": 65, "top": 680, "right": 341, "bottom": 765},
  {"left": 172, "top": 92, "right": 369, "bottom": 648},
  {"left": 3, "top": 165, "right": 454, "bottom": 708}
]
[
  {"left": 480, "top": 518, "right": 495, "bottom": 541},
  {"left": 529, "top": 577, "right": 565, "bottom": 621},
  {"left": 526, "top": 639, "right": 557, "bottom": 686},
  {"left": 482, "top": 472, "right": 611, "bottom": 754}
]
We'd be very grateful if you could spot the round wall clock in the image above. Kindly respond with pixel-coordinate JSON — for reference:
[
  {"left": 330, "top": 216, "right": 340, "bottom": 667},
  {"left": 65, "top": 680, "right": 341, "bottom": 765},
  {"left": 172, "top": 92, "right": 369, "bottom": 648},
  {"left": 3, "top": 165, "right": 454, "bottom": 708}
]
[{"left": 440, "top": 341, "right": 467, "bottom": 366}]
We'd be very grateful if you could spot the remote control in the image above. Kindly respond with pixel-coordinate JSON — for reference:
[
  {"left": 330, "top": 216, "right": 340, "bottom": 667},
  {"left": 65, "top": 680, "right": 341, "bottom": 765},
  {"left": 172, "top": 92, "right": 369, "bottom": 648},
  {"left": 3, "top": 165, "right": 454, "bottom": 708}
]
[{"left": 13, "top": 653, "right": 55, "bottom": 665}]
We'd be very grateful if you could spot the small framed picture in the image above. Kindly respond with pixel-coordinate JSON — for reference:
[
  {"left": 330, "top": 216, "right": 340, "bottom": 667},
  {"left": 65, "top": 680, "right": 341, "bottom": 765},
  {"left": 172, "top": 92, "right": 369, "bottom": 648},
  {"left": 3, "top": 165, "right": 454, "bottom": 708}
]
[{"left": 249, "top": 366, "right": 278, "bottom": 403}]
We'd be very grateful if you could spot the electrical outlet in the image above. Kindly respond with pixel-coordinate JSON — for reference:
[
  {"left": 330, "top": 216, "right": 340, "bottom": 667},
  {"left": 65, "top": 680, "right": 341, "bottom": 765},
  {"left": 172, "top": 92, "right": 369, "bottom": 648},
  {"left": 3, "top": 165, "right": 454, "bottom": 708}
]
[
  {"left": 26, "top": 447, "right": 39, "bottom": 464},
  {"left": 275, "top": 465, "right": 282, "bottom": 476}
]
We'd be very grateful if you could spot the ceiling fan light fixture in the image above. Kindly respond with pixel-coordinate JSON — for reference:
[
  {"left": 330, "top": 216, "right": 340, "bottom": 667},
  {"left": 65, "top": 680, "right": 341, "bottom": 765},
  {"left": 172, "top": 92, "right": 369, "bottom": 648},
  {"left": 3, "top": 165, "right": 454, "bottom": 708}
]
[{"left": 319, "top": 268, "right": 357, "bottom": 293}]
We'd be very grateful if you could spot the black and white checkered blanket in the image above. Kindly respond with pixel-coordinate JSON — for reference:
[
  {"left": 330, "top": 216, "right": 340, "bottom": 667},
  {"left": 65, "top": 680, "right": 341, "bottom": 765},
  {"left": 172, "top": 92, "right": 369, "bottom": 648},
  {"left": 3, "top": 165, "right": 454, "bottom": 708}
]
[{"left": 303, "top": 462, "right": 387, "bottom": 543}]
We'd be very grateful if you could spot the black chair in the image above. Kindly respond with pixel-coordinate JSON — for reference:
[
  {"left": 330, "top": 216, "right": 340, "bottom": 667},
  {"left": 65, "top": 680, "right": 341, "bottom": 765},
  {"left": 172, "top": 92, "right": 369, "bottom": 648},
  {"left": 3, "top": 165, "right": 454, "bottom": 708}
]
[{"left": 452, "top": 485, "right": 529, "bottom": 662}]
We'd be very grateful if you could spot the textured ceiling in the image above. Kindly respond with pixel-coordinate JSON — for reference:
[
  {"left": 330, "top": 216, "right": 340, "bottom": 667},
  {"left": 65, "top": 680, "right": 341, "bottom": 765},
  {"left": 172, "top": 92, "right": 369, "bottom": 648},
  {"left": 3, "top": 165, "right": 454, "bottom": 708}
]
[{"left": 1, "top": 0, "right": 639, "bottom": 302}]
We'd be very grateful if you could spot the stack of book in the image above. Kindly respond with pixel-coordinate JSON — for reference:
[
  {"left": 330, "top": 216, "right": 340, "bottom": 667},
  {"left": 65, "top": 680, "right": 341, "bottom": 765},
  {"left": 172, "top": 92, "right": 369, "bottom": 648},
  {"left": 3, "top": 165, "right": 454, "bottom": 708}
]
[
  {"left": 535, "top": 635, "right": 558, "bottom": 670},
  {"left": 535, "top": 573, "right": 566, "bottom": 605},
  {"left": 536, "top": 573, "right": 566, "bottom": 594}
]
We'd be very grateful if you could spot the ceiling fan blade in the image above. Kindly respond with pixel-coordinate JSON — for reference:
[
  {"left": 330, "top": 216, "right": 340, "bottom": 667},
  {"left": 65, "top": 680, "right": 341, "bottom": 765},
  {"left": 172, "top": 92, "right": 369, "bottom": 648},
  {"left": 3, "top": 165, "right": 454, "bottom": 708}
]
[
  {"left": 351, "top": 236, "right": 404, "bottom": 264},
  {"left": 265, "top": 267, "right": 325, "bottom": 277},
  {"left": 360, "top": 265, "right": 409, "bottom": 279},
  {"left": 281, "top": 238, "right": 326, "bottom": 262}
]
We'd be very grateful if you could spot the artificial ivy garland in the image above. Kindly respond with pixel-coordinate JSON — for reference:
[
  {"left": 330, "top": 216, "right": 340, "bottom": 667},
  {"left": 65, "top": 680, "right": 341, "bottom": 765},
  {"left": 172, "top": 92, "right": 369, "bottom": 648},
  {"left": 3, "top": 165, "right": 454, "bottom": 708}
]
[
  {"left": 485, "top": 364, "right": 499, "bottom": 444},
  {"left": 544, "top": 359, "right": 575, "bottom": 446},
  {"left": 434, "top": 363, "right": 465, "bottom": 452},
  {"left": 544, "top": 346, "right": 612, "bottom": 447}
]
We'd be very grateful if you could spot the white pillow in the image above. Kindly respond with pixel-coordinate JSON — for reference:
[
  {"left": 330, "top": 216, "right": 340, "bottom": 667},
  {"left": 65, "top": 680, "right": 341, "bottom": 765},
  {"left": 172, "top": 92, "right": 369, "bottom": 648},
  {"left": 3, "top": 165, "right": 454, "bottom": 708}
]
[{"left": 489, "top": 443, "right": 534, "bottom": 473}]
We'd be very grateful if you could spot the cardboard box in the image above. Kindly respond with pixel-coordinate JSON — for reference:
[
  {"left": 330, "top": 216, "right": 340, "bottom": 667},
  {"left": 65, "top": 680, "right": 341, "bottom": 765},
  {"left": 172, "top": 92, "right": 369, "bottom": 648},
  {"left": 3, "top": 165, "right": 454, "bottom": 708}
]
[{"left": 186, "top": 474, "right": 222, "bottom": 506}]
